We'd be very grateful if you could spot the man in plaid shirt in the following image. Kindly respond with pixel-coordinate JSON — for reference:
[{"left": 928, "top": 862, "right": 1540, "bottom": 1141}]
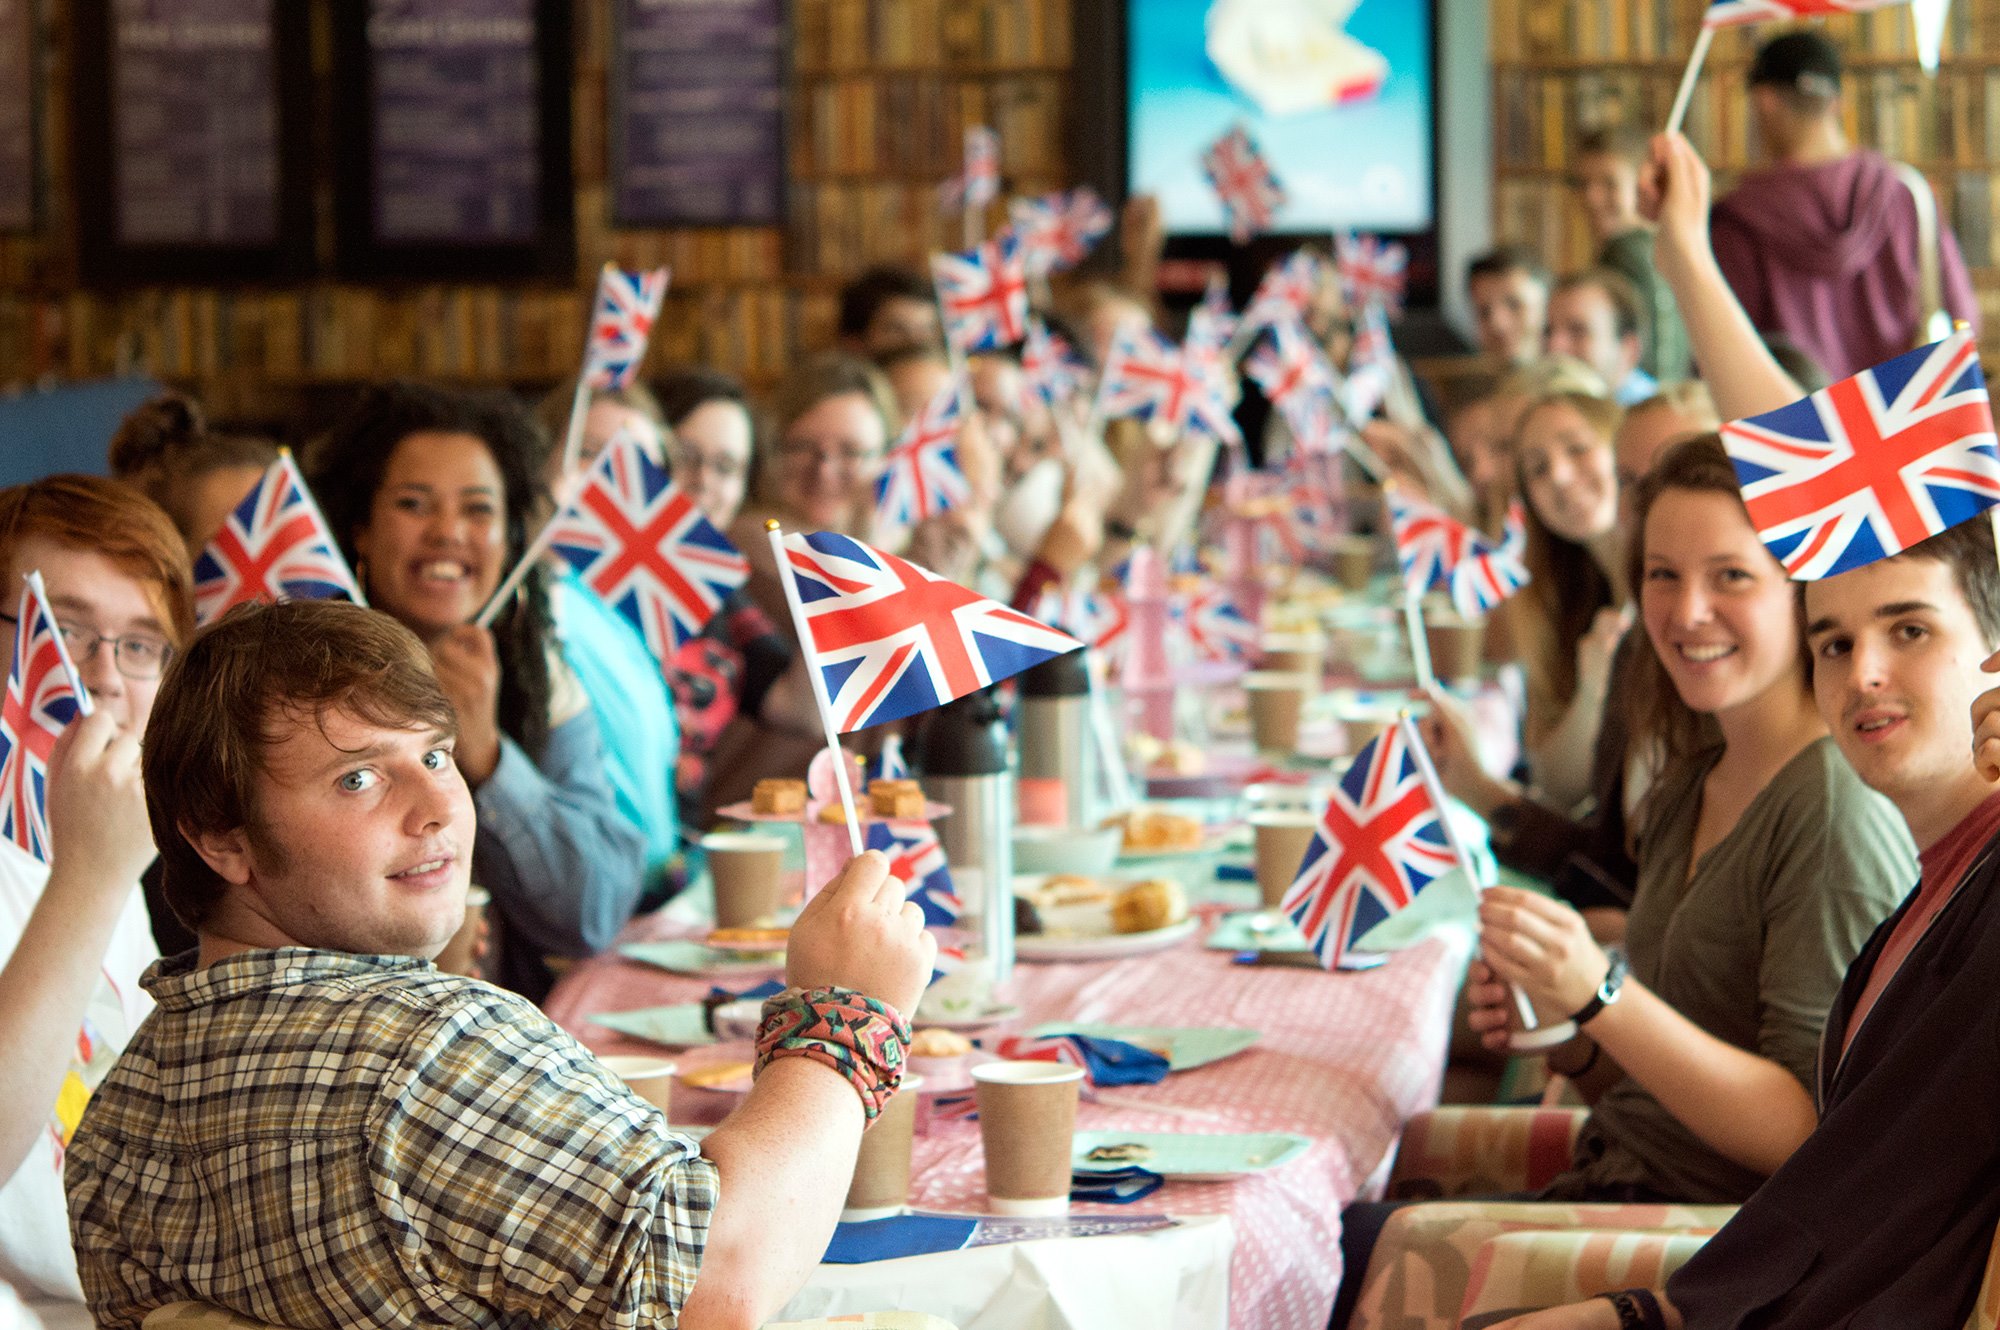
[{"left": 65, "top": 600, "right": 934, "bottom": 1330}]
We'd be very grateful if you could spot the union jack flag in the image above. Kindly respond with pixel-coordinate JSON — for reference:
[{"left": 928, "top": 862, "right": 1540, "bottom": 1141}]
[
  {"left": 781, "top": 531, "right": 1083, "bottom": 732},
  {"left": 1704, "top": 0, "right": 1906, "bottom": 27},
  {"left": 1008, "top": 187, "right": 1112, "bottom": 276},
  {"left": 933, "top": 230, "right": 1030, "bottom": 355},
  {"left": 866, "top": 733, "right": 910, "bottom": 783},
  {"left": 1246, "top": 316, "right": 1342, "bottom": 455},
  {"left": 1201, "top": 123, "right": 1286, "bottom": 245},
  {"left": 1244, "top": 250, "right": 1328, "bottom": 334},
  {"left": 876, "top": 373, "right": 971, "bottom": 533},
  {"left": 192, "top": 452, "right": 364, "bottom": 626},
  {"left": 582, "top": 265, "right": 670, "bottom": 391},
  {"left": 940, "top": 126, "right": 1001, "bottom": 212},
  {"left": 1020, "top": 317, "right": 1086, "bottom": 412},
  {"left": 1390, "top": 492, "right": 1532, "bottom": 617},
  {"left": 1169, "top": 581, "right": 1256, "bottom": 663},
  {"left": 1, "top": 573, "right": 92, "bottom": 863},
  {"left": 1335, "top": 232, "right": 1409, "bottom": 315},
  {"left": 1280, "top": 717, "right": 1458, "bottom": 970},
  {"left": 548, "top": 429, "right": 750, "bottom": 662},
  {"left": 1033, "top": 584, "right": 1132, "bottom": 674},
  {"left": 992, "top": 1031, "right": 1168, "bottom": 1086},
  {"left": 1722, "top": 331, "right": 1999, "bottom": 580},
  {"left": 1098, "top": 325, "right": 1242, "bottom": 447},
  {"left": 1191, "top": 270, "right": 1240, "bottom": 351},
  {"left": 865, "top": 819, "right": 961, "bottom": 927},
  {"left": 1342, "top": 302, "right": 1398, "bottom": 423}
]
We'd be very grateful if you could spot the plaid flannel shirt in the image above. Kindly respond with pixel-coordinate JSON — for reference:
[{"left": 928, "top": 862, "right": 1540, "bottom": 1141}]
[{"left": 66, "top": 949, "right": 719, "bottom": 1330}]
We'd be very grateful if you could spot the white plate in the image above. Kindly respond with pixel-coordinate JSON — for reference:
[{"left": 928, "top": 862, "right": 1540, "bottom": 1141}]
[
  {"left": 1072, "top": 1129, "right": 1312, "bottom": 1180},
  {"left": 619, "top": 939, "right": 784, "bottom": 979},
  {"left": 1015, "top": 915, "right": 1200, "bottom": 962},
  {"left": 914, "top": 1002, "right": 1023, "bottom": 1032}
]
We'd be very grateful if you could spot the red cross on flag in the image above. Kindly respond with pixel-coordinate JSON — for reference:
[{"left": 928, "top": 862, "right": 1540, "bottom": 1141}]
[
  {"left": 0, "top": 572, "right": 92, "bottom": 863},
  {"left": 1200, "top": 123, "right": 1285, "bottom": 245},
  {"left": 191, "top": 451, "right": 364, "bottom": 626},
  {"left": 932, "top": 230, "right": 1031, "bottom": 355}
]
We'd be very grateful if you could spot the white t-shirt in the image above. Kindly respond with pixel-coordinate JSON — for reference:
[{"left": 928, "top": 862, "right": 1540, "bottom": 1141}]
[{"left": 0, "top": 838, "right": 156, "bottom": 1309}]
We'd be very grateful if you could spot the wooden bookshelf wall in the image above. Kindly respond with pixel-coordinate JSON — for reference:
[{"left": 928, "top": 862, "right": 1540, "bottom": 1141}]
[
  {"left": 0, "top": 0, "right": 1073, "bottom": 421},
  {"left": 1491, "top": 0, "right": 2000, "bottom": 362}
]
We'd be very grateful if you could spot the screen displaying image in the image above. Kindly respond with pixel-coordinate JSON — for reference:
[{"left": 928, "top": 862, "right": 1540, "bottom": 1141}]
[{"left": 1128, "top": 0, "right": 1436, "bottom": 236}]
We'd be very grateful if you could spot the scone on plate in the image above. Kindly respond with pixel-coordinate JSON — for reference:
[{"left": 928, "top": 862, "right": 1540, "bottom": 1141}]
[
  {"left": 1113, "top": 808, "right": 1205, "bottom": 853},
  {"left": 910, "top": 1028, "right": 973, "bottom": 1059},
  {"left": 751, "top": 778, "right": 806, "bottom": 815},
  {"left": 1111, "top": 878, "right": 1187, "bottom": 934},
  {"left": 816, "top": 801, "right": 852, "bottom": 824},
  {"left": 1032, "top": 873, "right": 1113, "bottom": 910}
]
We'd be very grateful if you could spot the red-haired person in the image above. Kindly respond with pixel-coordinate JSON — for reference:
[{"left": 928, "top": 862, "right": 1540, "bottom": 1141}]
[{"left": 0, "top": 477, "right": 192, "bottom": 1321}]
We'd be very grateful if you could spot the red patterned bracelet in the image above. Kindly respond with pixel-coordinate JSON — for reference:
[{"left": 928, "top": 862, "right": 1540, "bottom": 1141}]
[{"left": 753, "top": 986, "right": 912, "bottom": 1121}]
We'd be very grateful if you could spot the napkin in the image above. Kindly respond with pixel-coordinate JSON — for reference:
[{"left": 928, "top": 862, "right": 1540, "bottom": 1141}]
[
  {"left": 994, "top": 1033, "right": 1171, "bottom": 1087},
  {"left": 705, "top": 978, "right": 785, "bottom": 1004},
  {"left": 1071, "top": 1164, "right": 1164, "bottom": 1204},
  {"left": 823, "top": 1214, "right": 978, "bottom": 1264}
]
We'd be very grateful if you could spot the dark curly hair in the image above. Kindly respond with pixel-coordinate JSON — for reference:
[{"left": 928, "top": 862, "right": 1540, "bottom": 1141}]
[{"left": 304, "top": 383, "right": 553, "bottom": 757}]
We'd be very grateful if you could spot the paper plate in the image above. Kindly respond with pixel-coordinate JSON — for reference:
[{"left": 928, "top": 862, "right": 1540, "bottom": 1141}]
[
  {"left": 701, "top": 930, "right": 790, "bottom": 956},
  {"left": 1025, "top": 1023, "right": 1259, "bottom": 1072},
  {"left": 913, "top": 1002, "right": 1023, "bottom": 1032},
  {"left": 589, "top": 1003, "right": 717, "bottom": 1048},
  {"left": 1072, "top": 1130, "right": 1312, "bottom": 1181},
  {"left": 674, "top": 1043, "right": 758, "bottom": 1096},
  {"left": 1014, "top": 915, "right": 1200, "bottom": 962},
  {"left": 619, "top": 939, "right": 785, "bottom": 979},
  {"left": 714, "top": 799, "right": 951, "bottom": 827}
]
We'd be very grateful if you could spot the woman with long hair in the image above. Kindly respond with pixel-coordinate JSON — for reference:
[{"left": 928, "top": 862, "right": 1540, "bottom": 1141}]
[
  {"left": 1509, "top": 388, "right": 1629, "bottom": 810},
  {"left": 107, "top": 394, "right": 279, "bottom": 556},
  {"left": 307, "top": 383, "right": 646, "bottom": 1001}
]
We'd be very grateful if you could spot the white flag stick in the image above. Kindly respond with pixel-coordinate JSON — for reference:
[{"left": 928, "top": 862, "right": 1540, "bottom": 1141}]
[
  {"left": 472, "top": 519, "right": 562, "bottom": 630},
  {"left": 22, "top": 572, "right": 93, "bottom": 718},
  {"left": 1664, "top": 27, "right": 1714, "bottom": 140},
  {"left": 1398, "top": 712, "right": 1542, "bottom": 1033},
  {"left": 556, "top": 375, "right": 593, "bottom": 486},
  {"left": 1403, "top": 586, "right": 1437, "bottom": 695},
  {"left": 1083, "top": 644, "right": 1136, "bottom": 814},
  {"left": 765, "top": 522, "right": 865, "bottom": 856}
]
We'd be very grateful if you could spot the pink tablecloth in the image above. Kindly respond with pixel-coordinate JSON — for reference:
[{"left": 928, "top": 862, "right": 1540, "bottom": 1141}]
[{"left": 543, "top": 912, "right": 1467, "bottom": 1330}]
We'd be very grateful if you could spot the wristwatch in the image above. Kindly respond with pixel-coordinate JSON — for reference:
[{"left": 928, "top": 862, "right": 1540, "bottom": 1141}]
[{"left": 1568, "top": 950, "right": 1628, "bottom": 1027}]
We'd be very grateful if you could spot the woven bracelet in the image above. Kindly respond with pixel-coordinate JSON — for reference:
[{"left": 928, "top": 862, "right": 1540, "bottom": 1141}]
[{"left": 753, "top": 986, "right": 911, "bottom": 1121}]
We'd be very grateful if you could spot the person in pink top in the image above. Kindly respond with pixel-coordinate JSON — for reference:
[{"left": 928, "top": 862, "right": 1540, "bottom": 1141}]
[
  {"left": 1468, "top": 131, "right": 2000, "bottom": 1330},
  {"left": 1709, "top": 29, "right": 1979, "bottom": 381}
]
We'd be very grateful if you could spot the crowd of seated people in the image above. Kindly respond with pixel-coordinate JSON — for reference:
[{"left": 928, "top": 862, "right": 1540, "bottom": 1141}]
[{"left": 4, "top": 23, "right": 1999, "bottom": 1330}]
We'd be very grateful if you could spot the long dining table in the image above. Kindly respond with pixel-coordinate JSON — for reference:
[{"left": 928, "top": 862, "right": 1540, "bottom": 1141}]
[{"left": 542, "top": 867, "right": 1470, "bottom": 1329}]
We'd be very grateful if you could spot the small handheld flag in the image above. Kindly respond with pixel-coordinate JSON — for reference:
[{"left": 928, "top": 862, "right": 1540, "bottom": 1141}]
[
  {"left": 866, "top": 819, "right": 962, "bottom": 927},
  {"left": 1245, "top": 316, "right": 1342, "bottom": 455},
  {"left": 875, "top": 373, "right": 972, "bottom": 534},
  {"left": 1389, "top": 492, "right": 1532, "bottom": 617},
  {"left": 1280, "top": 718, "right": 1457, "bottom": 970},
  {"left": 778, "top": 530, "right": 1083, "bottom": 733},
  {"left": 933, "top": 231, "right": 1031, "bottom": 355},
  {"left": 1097, "top": 325, "right": 1242, "bottom": 447},
  {"left": 1008, "top": 187, "right": 1113, "bottom": 277},
  {"left": 192, "top": 451, "right": 363, "bottom": 626},
  {"left": 1335, "top": 232, "right": 1409, "bottom": 316},
  {"left": 583, "top": 265, "right": 671, "bottom": 392},
  {"left": 1020, "top": 317, "right": 1085, "bottom": 413},
  {"left": 547, "top": 429, "right": 750, "bottom": 661},
  {"left": 1721, "top": 331, "right": 1998, "bottom": 580},
  {"left": 1201, "top": 124, "right": 1286, "bottom": 245},
  {"left": 1, "top": 573, "right": 93, "bottom": 863},
  {"left": 1168, "top": 581, "right": 1257, "bottom": 663},
  {"left": 941, "top": 126, "right": 1000, "bottom": 213}
]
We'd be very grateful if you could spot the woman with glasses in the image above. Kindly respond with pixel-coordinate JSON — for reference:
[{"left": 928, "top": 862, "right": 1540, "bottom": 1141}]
[
  {"left": 306, "top": 383, "right": 646, "bottom": 1002},
  {"left": 0, "top": 476, "right": 191, "bottom": 1318}
]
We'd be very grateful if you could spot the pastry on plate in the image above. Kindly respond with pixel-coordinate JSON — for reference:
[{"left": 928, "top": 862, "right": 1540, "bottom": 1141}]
[
  {"left": 1084, "top": 1142, "right": 1154, "bottom": 1164},
  {"left": 1031, "top": 873, "right": 1114, "bottom": 910},
  {"left": 706, "top": 925, "right": 790, "bottom": 951},
  {"left": 1114, "top": 808, "right": 1205, "bottom": 854},
  {"left": 868, "top": 779, "right": 927, "bottom": 819},
  {"left": 1111, "top": 878, "right": 1188, "bottom": 934},
  {"left": 816, "top": 801, "right": 853, "bottom": 824},
  {"left": 751, "top": 778, "right": 806, "bottom": 815},
  {"left": 910, "top": 1028, "right": 974, "bottom": 1059}
]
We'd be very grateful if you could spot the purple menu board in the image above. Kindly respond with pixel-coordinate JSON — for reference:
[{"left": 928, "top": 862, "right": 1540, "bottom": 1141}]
[
  {"left": 612, "top": 0, "right": 784, "bottom": 226},
  {"left": 110, "top": 0, "right": 279, "bottom": 246},
  {"left": 368, "top": 0, "right": 540, "bottom": 244},
  {"left": 0, "top": 0, "right": 30, "bottom": 231}
]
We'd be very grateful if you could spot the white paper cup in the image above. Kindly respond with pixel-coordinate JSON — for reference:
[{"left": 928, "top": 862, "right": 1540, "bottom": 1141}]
[{"left": 600, "top": 1054, "right": 678, "bottom": 1120}]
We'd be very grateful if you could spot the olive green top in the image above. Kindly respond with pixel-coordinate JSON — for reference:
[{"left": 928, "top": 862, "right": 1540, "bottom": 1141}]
[
  {"left": 1551, "top": 736, "right": 1914, "bottom": 1205},
  {"left": 1601, "top": 226, "right": 1692, "bottom": 382}
]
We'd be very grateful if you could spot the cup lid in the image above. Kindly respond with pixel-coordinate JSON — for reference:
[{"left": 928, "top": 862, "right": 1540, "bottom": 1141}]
[{"left": 971, "top": 1059, "right": 1085, "bottom": 1086}]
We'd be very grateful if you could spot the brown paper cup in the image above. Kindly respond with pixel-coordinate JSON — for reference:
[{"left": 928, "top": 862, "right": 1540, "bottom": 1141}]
[
  {"left": 1250, "top": 810, "right": 1321, "bottom": 909},
  {"left": 973, "top": 1060, "right": 1083, "bottom": 1215},
  {"left": 1260, "top": 633, "right": 1326, "bottom": 679},
  {"left": 1334, "top": 536, "right": 1376, "bottom": 592},
  {"left": 844, "top": 1075, "right": 926, "bottom": 1220},
  {"left": 435, "top": 886, "right": 490, "bottom": 977},
  {"left": 704, "top": 832, "right": 788, "bottom": 928},
  {"left": 1243, "top": 671, "right": 1313, "bottom": 755},
  {"left": 600, "top": 1055, "right": 678, "bottom": 1120},
  {"left": 1425, "top": 614, "right": 1486, "bottom": 685}
]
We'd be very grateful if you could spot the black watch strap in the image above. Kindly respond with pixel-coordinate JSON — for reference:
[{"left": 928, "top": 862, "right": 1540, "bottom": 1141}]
[{"left": 1568, "top": 950, "right": 1629, "bottom": 1027}]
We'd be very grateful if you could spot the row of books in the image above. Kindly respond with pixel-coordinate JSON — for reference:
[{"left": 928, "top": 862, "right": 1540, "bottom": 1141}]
[
  {"left": 793, "top": 0, "right": 1069, "bottom": 73},
  {"left": 794, "top": 72, "right": 1063, "bottom": 181},
  {"left": 783, "top": 179, "right": 1058, "bottom": 275},
  {"left": 0, "top": 281, "right": 841, "bottom": 390},
  {"left": 1496, "top": 66, "right": 2000, "bottom": 175},
  {"left": 1491, "top": 0, "right": 1993, "bottom": 65}
]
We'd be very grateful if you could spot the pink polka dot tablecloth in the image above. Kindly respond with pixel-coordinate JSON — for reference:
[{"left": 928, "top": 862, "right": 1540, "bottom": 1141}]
[{"left": 545, "top": 909, "right": 1466, "bottom": 1329}]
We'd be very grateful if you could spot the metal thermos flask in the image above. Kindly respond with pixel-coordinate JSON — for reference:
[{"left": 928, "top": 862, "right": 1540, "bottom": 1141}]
[
  {"left": 1017, "top": 647, "right": 1092, "bottom": 829},
  {"left": 919, "top": 685, "right": 1015, "bottom": 985}
]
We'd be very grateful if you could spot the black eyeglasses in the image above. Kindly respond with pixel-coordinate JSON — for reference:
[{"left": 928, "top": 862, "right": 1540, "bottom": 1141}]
[{"left": 0, "top": 612, "right": 174, "bottom": 681}]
